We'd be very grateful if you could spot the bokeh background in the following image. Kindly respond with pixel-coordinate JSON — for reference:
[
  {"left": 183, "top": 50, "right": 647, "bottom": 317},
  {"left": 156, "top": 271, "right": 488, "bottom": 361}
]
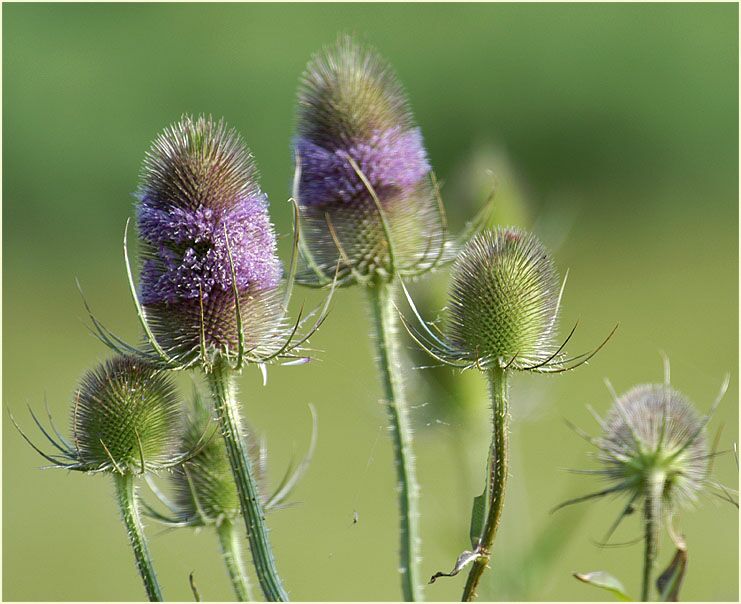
[{"left": 3, "top": 3, "right": 738, "bottom": 601}]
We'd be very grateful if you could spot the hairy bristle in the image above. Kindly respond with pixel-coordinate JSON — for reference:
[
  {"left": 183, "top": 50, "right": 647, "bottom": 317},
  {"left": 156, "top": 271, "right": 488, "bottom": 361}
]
[
  {"left": 139, "top": 115, "right": 260, "bottom": 212},
  {"left": 297, "top": 34, "right": 413, "bottom": 147}
]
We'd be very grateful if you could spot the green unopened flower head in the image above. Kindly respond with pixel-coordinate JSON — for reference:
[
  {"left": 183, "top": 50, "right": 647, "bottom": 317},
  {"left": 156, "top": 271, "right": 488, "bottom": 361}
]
[
  {"left": 168, "top": 391, "right": 248, "bottom": 524},
  {"left": 13, "top": 355, "right": 186, "bottom": 475},
  {"left": 147, "top": 391, "right": 317, "bottom": 528},
  {"left": 294, "top": 35, "right": 446, "bottom": 287},
  {"left": 73, "top": 356, "right": 181, "bottom": 473},
  {"left": 447, "top": 227, "right": 561, "bottom": 370},
  {"left": 400, "top": 226, "right": 615, "bottom": 373}
]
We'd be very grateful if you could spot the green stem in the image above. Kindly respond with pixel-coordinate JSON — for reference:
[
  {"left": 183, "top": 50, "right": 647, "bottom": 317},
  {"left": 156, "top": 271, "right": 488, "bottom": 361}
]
[
  {"left": 113, "top": 472, "right": 163, "bottom": 602},
  {"left": 641, "top": 472, "right": 664, "bottom": 601},
  {"left": 217, "top": 518, "right": 254, "bottom": 601},
  {"left": 462, "top": 366, "right": 510, "bottom": 602},
  {"left": 207, "top": 359, "right": 289, "bottom": 601},
  {"left": 367, "top": 281, "right": 423, "bottom": 601}
]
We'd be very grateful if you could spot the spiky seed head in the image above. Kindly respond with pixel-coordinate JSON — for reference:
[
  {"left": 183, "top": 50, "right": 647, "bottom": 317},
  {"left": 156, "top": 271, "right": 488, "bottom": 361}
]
[
  {"left": 170, "top": 392, "right": 264, "bottom": 525},
  {"left": 295, "top": 35, "right": 442, "bottom": 284},
  {"left": 72, "top": 356, "right": 181, "bottom": 473},
  {"left": 598, "top": 384, "right": 708, "bottom": 511},
  {"left": 446, "top": 227, "right": 561, "bottom": 370},
  {"left": 136, "top": 115, "right": 283, "bottom": 363}
]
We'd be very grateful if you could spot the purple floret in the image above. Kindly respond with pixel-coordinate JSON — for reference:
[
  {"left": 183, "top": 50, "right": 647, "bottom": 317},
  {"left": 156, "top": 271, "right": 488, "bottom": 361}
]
[
  {"left": 138, "top": 194, "right": 282, "bottom": 305},
  {"left": 296, "top": 126, "right": 430, "bottom": 207}
]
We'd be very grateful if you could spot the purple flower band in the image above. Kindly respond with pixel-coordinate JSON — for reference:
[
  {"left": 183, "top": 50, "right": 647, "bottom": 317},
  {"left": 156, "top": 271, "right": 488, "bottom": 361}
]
[
  {"left": 296, "top": 126, "right": 430, "bottom": 208},
  {"left": 138, "top": 194, "right": 282, "bottom": 305}
]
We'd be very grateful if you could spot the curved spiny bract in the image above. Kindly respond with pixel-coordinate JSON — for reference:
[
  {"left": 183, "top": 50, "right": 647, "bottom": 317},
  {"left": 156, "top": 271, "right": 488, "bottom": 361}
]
[
  {"left": 295, "top": 35, "right": 445, "bottom": 286},
  {"left": 137, "top": 114, "right": 285, "bottom": 368},
  {"left": 447, "top": 227, "right": 561, "bottom": 370}
]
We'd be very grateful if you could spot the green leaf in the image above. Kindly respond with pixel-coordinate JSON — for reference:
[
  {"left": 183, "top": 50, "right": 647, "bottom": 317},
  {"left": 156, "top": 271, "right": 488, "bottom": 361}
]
[
  {"left": 573, "top": 571, "right": 633, "bottom": 601},
  {"left": 469, "top": 488, "right": 488, "bottom": 549},
  {"left": 657, "top": 545, "right": 688, "bottom": 602}
]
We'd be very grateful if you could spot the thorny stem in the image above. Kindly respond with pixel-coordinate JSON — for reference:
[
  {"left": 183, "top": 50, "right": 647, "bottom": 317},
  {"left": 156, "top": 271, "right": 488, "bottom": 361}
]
[
  {"left": 367, "top": 280, "right": 423, "bottom": 601},
  {"left": 113, "top": 472, "right": 163, "bottom": 602},
  {"left": 207, "top": 359, "right": 289, "bottom": 601},
  {"left": 641, "top": 472, "right": 664, "bottom": 601},
  {"left": 462, "top": 365, "right": 510, "bottom": 602},
  {"left": 217, "top": 518, "right": 254, "bottom": 602}
]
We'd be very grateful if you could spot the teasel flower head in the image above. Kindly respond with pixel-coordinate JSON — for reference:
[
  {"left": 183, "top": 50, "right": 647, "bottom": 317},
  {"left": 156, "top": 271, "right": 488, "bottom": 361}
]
[
  {"left": 11, "top": 355, "right": 195, "bottom": 475},
  {"left": 145, "top": 389, "right": 318, "bottom": 528},
  {"left": 294, "top": 35, "right": 451, "bottom": 287},
  {"left": 137, "top": 115, "right": 283, "bottom": 362},
  {"left": 80, "top": 115, "right": 333, "bottom": 373},
  {"left": 556, "top": 359, "right": 733, "bottom": 542},
  {"left": 400, "top": 226, "right": 616, "bottom": 372}
]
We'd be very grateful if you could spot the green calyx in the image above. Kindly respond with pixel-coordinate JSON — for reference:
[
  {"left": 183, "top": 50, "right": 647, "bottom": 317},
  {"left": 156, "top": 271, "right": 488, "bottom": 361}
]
[
  {"left": 72, "top": 355, "right": 181, "bottom": 473},
  {"left": 447, "top": 227, "right": 561, "bottom": 369}
]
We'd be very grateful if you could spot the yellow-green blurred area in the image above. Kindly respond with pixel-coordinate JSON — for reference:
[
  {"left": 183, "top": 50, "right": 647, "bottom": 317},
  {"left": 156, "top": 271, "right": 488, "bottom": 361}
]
[{"left": 3, "top": 3, "right": 738, "bottom": 601}]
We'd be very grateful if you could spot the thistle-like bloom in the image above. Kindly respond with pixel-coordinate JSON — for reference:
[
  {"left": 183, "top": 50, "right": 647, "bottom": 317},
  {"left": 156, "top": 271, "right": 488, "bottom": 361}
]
[
  {"left": 559, "top": 365, "right": 731, "bottom": 600},
  {"left": 136, "top": 115, "right": 287, "bottom": 367},
  {"left": 293, "top": 35, "right": 455, "bottom": 602},
  {"left": 294, "top": 35, "right": 448, "bottom": 286},
  {"left": 403, "top": 227, "right": 615, "bottom": 373},
  {"left": 82, "top": 114, "right": 328, "bottom": 372},
  {"left": 12, "top": 355, "right": 193, "bottom": 601}
]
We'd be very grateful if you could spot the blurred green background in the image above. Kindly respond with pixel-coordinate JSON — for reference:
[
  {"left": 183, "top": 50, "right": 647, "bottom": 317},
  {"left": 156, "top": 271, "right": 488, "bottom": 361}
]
[{"left": 3, "top": 3, "right": 738, "bottom": 601}]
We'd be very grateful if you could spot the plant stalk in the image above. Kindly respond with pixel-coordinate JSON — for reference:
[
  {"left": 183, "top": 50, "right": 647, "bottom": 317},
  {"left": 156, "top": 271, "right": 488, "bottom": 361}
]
[
  {"left": 462, "top": 365, "right": 510, "bottom": 602},
  {"left": 217, "top": 518, "right": 254, "bottom": 601},
  {"left": 641, "top": 472, "right": 664, "bottom": 601},
  {"left": 113, "top": 472, "right": 163, "bottom": 602},
  {"left": 207, "top": 359, "right": 289, "bottom": 601},
  {"left": 367, "top": 280, "right": 423, "bottom": 601}
]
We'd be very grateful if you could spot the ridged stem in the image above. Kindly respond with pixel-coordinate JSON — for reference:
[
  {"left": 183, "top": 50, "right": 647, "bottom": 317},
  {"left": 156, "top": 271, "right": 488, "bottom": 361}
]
[
  {"left": 641, "top": 472, "right": 664, "bottom": 601},
  {"left": 462, "top": 365, "right": 510, "bottom": 602},
  {"left": 217, "top": 518, "right": 254, "bottom": 601},
  {"left": 367, "top": 280, "right": 423, "bottom": 602},
  {"left": 207, "top": 359, "right": 289, "bottom": 601},
  {"left": 113, "top": 472, "right": 163, "bottom": 602}
]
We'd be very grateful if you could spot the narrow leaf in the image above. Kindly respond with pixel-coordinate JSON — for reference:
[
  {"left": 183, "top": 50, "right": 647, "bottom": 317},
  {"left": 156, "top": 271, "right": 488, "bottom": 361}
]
[
  {"left": 657, "top": 546, "right": 688, "bottom": 602},
  {"left": 469, "top": 488, "right": 488, "bottom": 549},
  {"left": 573, "top": 571, "right": 633, "bottom": 601}
]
